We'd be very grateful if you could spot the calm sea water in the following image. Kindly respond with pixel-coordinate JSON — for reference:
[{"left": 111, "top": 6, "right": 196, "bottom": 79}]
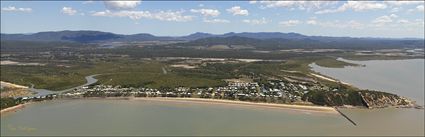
[
  {"left": 311, "top": 59, "right": 424, "bottom": 105},
  {"left": 311, "top": 59, "right": 424, "bottom": 136},
  {"left": 1, "top": 59, "right": 424, "bottom": 136},
  {"left": 1, "top": 99, "right": 347, "bottom": 136}
]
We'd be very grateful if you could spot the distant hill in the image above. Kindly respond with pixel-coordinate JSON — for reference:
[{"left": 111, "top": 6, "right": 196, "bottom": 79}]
[
  {"left": 1, "top": 30, "right": 122, "bottom": 43},
  {"left": 0, "top": 30, "right": 175, "bottom": 43},
  {"left": 180, "top": 32, "right": 216, "bottom": 40},
  {"left": 169, "top": 35, "right": 424, "bottom": 50},
  {"left": 1, "top": 30, "right": 424, "bottom": 49}
]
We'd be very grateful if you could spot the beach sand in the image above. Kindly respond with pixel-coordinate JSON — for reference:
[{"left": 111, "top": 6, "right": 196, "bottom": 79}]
[
  {"left": 0, "top": 97, "right": 338, "bottom": 115},
  {"left": 0, "top": 103, "right": 30, "bottom": 115},
  {"left": 310, "top": 73, "right": 351, "bottom": 85},
  {"left": 134, "top": 97, "right": 338, "bottom": 114}
]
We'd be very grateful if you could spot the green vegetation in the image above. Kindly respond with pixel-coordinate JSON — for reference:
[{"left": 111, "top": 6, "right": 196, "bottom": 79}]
[
  {"left": 302, "top": 90, "right": 364, "bottom": 106},
  {"left": 0, "top": 97, "right": 20, "bottom": 110},
  {"left": 0, "top": 56, "right": 363, "bottom": 91},
  {"left": 1, "top": 65, "right": 87, "bottom": 90},
  {"left": 1, "top": 59, "right": 228, "bottom": 90},
  {"left": 314, "top": 58, "right": 358, "bottom": 68}
]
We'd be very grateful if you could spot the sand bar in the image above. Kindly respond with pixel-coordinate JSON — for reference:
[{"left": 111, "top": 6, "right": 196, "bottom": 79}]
[
  {"left": 0, "top": 103, "right": 30, "bottom": 115},
  {"left": 310, "top": 73, "right": 351, "bottom": 85}
]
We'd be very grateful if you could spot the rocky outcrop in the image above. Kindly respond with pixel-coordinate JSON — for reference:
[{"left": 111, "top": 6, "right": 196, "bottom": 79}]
[
  {"left": 358, "top": 91, "right": 416, "bottom": 108},
  {"left": 302, "top": 90, "right": 420, "bottom": 109}
]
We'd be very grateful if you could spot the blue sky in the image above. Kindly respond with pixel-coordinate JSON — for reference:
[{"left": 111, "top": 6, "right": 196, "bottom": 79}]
[{"left": 1, "top": 1, "right": 424, "bottom": 38}]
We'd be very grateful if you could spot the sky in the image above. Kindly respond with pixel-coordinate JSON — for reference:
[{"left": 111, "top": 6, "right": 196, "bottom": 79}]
[{"left": 1, "top": 1, "right": 424, "bottom": 38}]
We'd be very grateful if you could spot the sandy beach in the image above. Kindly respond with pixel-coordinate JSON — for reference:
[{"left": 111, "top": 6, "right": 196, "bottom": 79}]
[
  {"left": 134, "top": 97, "right": 338, "bottom": 114},
  {"left": 0, "top": 103, "right": 30, "bottom": 115},
  {"left": 0, "top": 97, "right": 337, "bottom": 116},
  {"left": 310, "top": 73, "right": 351, "bottom": 85}
]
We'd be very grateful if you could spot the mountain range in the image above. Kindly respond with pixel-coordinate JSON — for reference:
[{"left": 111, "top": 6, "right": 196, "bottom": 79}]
[{"left": 1, "top": 30, "right": 424, "bottom": 49}]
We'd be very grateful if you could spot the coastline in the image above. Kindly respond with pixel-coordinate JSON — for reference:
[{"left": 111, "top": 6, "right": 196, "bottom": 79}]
[
  {"left": 133, "top": 97, "right": 338, "bottom": 114},
  {"left": 1, "top": 97, "right": 337, "bottom": 116},
  {"left": 0, "top": 102, "right": 31, "bottom": 115},
  {"left": 310, "top": 73, "right": 351, "bottom": 86}
]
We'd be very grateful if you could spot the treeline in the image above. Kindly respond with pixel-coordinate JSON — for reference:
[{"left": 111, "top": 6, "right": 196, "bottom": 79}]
[
  {"left": 0, "top": 97, "right": 21, "bottom": 110},
  {"left": 167, "top": 36, "right": 425, "bottom": 50},
  {"left": 88, "top": 47, "right": 324, "bottom": 60},
  {"left": 0, "top": 40, "right": 94, "bottom": 53},
  {"left": 302, "top": 90, "right": 365, "bottom": 106}
]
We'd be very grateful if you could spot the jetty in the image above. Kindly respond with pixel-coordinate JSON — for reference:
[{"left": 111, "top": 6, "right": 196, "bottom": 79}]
[{"left": 334, "top": 107, "right": 357, "bottom": 126}]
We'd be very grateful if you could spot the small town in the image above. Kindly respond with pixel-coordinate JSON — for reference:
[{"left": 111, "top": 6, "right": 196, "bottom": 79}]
[
  {"left": 57, "top": 80, "right": 327, "bottom": 104},
  {"left": 11, "top": 79, "right": 335, "bottom": 105}
]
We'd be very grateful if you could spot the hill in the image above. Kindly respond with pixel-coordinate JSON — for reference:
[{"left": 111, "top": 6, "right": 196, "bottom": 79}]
[{"left": 1, "top": 30, "right": 424, "bottom": 49}]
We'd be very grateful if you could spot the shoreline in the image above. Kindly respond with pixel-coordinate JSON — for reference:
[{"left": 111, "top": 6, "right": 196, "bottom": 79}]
[
  {"left": 132, "top": 97, "right": 338, "bottom": 114},
  {"left": 0, "top": 102, "right": 31, "bottom": 115},
  {"left": 1, "top": 97, "right": 337, "bottom": 116},
  {"left": 310, "top": 73, "right": 351, "bottom": 86}
]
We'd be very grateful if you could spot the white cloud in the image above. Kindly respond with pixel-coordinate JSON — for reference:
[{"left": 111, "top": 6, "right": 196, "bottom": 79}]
[
  {"left": 417, "top": 5, "right": 424, "bottom": 12},
  {"left": 92, "top": 10, "right": 193, "bottom": 22},
  {"left": 389, "top": 14, "right": 398, "bottom": 18},
  {"left": 61, "top": 7, "right": 77, "bottom": 15},
  {"left": 385, "top": 1, "right": 424, "bottom": 6},
  {"left": 203, "top": 18, "right": 230, "bottom": 23},
  {"left": 226, "top": 6, "right": 249, "bottom": 16},
  {"left": 371, "top": 18, "right": 424, "bottom": 31},
  {"left": 403, "top": 19, "right": 423, "bottom": 27},
  {"left": 190, "top": 8, "right": 220, "bottom": 17},
  {"left": 254, "top": 1, "right": 338, "bottom": 11},
  {"left": 279, "top": 20, "right": 302, "bottom": 27},
  {"left": 318, "top": 20, "right": 365, "bottom": 29},
  {"left": 92, "top": 10, "right": 149, "bottom": 20},
  {"left": 242, "top": 18, "right": 269, "bottom": 25},
  {"left": 104, "top": 1, "right": 141, "bottom": 10},
  {"left": 372, "top": 14, "right": 399, "bottom": 27},
  {"left": 373, "top": 15, "right": 393, "bottom": 24},
  {"left": 82, "top": 1, "right": 94, "bottom": 4},
  {"left": 1, "top": 6, "right": 32, "bottom": 12},
  {"left": 249, "top": 1, "right": 257, "bottom": 4},
  {"left": 315, "top": 1, "right": 387, "bottom": 14},
  {"left": 306, "top": 17, "right": 318, "bottom": 25},
  {"left": 397, "top": 19, "right": 409, "bottom": 24},
  {"left": 390, "top": 7, "right": 401, "bottom": 13},
  {"left": 306, "top": 19, "right": 317, "bottom": 25}
]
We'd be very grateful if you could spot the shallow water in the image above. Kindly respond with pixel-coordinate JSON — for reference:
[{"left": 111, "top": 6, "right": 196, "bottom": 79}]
[
  {"left": 311, "top": 59, "right": 424, "bottom": 105},
  {"left": 311, "top": 59, "right": 425, "bottom": 136},
  {"left": 1, "top": 99, "right": 347, "bottom": 136},
  {"left": 1, "top": 99, "right": 423, "bottom": 136}
]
